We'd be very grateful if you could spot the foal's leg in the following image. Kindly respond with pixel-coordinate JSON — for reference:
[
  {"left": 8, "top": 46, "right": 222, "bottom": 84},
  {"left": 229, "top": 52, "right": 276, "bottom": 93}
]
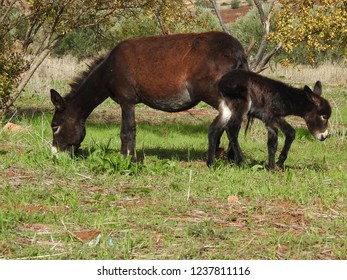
[
  {"left": 266, "top": 124, "right": 278, "bottom": 169},
  {"left": 207, "top": 100, "right": 232, "bottom": 166},
  {"left": 120, "top": 103, "right": 136, "bottom": 159},
  {"left": 276, "top": 118, "right": 296, "bottom": 168},
  {"left": 225, "top": 118, "right": 244, "bottom": 164},
  {"left": 225, "top": 98, "right": 249, "bottom": 165}
]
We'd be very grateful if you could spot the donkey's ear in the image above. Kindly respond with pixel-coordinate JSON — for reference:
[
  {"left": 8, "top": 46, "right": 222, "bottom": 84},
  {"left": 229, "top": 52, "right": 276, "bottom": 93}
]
[
  {"left": 313, "top": 81, "right": 322, "bottom": 95},
  {"left": 50, "top": 89, "right": 65, "bottom": 111}
]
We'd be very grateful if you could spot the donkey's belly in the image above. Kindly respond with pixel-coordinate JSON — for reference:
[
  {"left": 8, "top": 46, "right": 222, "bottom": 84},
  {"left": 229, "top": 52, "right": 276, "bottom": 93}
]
[{"left": 141, "top": 88, "right": 198, "bottom": 112}]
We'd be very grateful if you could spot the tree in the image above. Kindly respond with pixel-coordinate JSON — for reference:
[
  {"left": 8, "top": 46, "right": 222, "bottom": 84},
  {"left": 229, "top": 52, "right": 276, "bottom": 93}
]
[
  {"left": 0, "top": 0, "right": 123, "bottom": 116},
  {"left": 0, "top": 0, "right": 194, "bottom": 117},
  {"left": 210, "top": 0, "right": 281, "bottom": 72},
  {"left": 268, "top": 0, "right": 347, "bottom": 63}
]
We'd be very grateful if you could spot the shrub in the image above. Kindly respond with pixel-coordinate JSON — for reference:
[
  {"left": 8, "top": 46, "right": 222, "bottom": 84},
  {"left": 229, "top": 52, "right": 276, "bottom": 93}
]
[
  {"left": 0, "top": 47, "right": 28, "bottom": 117},
  {"left": 195, "top": 0, "right": 212, "bottom": 8},
  {"left": 231, "top": 0, "right": 240, "bottom": 9},
  {"left": 227, "top": 6, "right": 265, "bottom": 56}
]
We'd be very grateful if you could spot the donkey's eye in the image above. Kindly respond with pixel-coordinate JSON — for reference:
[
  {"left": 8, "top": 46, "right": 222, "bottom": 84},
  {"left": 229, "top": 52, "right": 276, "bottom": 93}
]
[
  {"left": 321, "top": 115, "right": 328, "bottom": 121},
  {"left": 52, "top": 126, "right": 61, "bottom": 134}
]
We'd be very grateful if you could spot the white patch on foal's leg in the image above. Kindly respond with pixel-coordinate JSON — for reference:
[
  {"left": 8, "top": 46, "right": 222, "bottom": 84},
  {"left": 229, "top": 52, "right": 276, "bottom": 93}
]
[
  {"left": 247, "top": 100, "right": 252, "bottom": 112},
  {"left": 219, "top": 99, "right": 232, "bottom": 125}
]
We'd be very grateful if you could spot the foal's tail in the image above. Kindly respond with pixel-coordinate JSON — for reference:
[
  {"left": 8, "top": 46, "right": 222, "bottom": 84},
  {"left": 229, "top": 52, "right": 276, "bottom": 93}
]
[
  {"left": 244, "top": 113, "right": 254, "bottom": 136},
  {"left": 218, "top": 82, "right": 248, "bottom": 101}
]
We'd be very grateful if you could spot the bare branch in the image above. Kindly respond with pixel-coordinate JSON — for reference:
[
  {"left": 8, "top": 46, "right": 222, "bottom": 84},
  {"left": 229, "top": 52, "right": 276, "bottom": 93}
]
[
  {"left": 250, "top": 0, "right": 278, "bottom": 71},
  {"left": 253, "top": 42, "right": 282, "bottom": 73},
  {"left": 5, "top": 47, "right": 51, "bottom": 110},
  {"left": 1, "top": 0, "right": 17, "bottom": 24},
  {"left": 155, "top": 10, "right": 169, "bottom": 35},
  {"left": 246, "top": 38, "right": 256, "bottom": 56},
  {"left": 210, "top": 0, "right": 230, "bottom": 34},
  {"left": 253, "top": 0, "right": 266, "bottom": 25}
]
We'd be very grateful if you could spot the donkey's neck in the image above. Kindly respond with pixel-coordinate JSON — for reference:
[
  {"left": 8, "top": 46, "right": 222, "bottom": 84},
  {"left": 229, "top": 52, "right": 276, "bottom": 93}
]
[{"left": 66, "top": 64, "right": 109, "bottom": 121}]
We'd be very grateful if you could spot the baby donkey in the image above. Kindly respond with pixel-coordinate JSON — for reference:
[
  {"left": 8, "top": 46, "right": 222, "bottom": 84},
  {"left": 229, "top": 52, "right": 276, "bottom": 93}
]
[{"left": 219, "top": 69, "right": 332, "bottom": 169}]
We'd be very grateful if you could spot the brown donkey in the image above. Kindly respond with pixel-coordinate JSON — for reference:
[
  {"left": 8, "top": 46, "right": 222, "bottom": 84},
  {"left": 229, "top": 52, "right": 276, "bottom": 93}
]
[
  {"left": 50, "top": 31, "right": 249, "bottom": 165},
  {"left": 218, "top": 69, "right": 332, "bottom": 169}
]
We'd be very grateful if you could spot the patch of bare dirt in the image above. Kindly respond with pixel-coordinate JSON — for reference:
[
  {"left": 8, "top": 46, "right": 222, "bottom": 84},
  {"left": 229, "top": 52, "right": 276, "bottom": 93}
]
[{"left": 221, "top": 6, "right": 251, "bottom": 23}]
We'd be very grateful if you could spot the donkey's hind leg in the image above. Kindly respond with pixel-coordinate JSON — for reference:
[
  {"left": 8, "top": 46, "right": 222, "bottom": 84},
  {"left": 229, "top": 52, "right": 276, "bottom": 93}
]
[
  {"left": 120, "top": 103, "right": 136, "bottom": 160},
  {"left": 276, "top": 118, "right": 296, "bottom": 168}
]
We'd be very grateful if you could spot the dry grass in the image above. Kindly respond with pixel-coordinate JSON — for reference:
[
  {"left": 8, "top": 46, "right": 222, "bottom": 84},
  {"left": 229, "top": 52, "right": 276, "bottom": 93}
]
[
  {"left": 264, "top": 63, "right": 347, "bottom": 86},
  {"left": 31, "top": 56, "right": 88, "bottom": 81},
  {"left": 26, "top": 56, "right": 90, "bottom": 96},
  {"left": 28, "top": 57, "right": 346, "bottom": 93}
]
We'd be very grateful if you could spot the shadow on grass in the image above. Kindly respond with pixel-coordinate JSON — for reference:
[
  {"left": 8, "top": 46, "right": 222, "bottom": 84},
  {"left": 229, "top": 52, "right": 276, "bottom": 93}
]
[
  {"left": 137, "top": 147, "right": 206, "bottom": 162},
  {"left": 76, "top": 146, "right": 207, "bottom": 162}
]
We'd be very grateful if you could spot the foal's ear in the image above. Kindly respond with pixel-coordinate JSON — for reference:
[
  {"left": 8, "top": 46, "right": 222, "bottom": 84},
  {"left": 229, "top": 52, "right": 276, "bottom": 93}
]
[
  {"left": 313, "top": 81, "right": 322, "bottom": 95},
  {"left": 303, "top": 85, "right": 313, "bottom": 94},
  {"left": 304, "top": 85, "right": 321, "bottom": 107},
  {"left": 303, "top": 86, "right": 315, "bottom": 104},
  {"left": 50, "top": 89, "right": 65, "bottom": 111}
]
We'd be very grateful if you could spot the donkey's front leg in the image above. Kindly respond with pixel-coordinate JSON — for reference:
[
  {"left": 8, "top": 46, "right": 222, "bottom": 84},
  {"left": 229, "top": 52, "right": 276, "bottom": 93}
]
[
  {"left": 276, "top": 118, "right": 296, "bottom": 168},
  {"left": 120, "top": 103, "right": 136, "bottom": 160},
  {"left": 266, "top": 125, "right": 278, "bottom": 169}
]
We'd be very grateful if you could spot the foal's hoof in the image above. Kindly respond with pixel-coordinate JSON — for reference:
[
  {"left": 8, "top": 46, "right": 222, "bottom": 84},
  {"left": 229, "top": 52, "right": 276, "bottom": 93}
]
[
  {"left": 266, "top": 163, "right": 283, "bottom": 171},
  {"left": 215, "top": 148, "right": 225, "bottom": 159}
]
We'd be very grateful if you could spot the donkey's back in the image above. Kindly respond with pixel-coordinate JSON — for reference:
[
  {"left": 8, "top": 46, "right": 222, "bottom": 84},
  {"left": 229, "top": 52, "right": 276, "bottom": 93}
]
[{"left": 106, "top": 31, "right": 249, "bottom": 111}]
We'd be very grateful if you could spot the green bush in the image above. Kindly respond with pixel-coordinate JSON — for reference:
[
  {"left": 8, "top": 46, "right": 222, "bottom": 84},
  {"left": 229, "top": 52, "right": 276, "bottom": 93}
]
[
  {"left": 53, "top": 28, "right": 104, "bottom": 59},
  {"left": 195, "top": 0, "right": 212, "bottom": 8},
  {"left": 231, "top": 0, "right": 240, "bottom": 9},
  {"left": 0, "top": 49, "right": 28, "bottom": 116},
  {"left": 0, "top": 6, "right": 29, "bottom": 116},
  {"left": 227, "top": 6, "right": 266, "bottom": 56},
  {"left": 189, "top": 7, "right": 221, "bottom": 32}
]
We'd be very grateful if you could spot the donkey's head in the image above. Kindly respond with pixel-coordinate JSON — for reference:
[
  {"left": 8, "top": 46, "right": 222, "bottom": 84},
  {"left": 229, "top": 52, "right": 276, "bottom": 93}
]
[
  {"left": 303, "top": 81, "right": 331, "bottom": 141},
  {"left": 50, "top": 89, "right": 86, "bottom": 154}
]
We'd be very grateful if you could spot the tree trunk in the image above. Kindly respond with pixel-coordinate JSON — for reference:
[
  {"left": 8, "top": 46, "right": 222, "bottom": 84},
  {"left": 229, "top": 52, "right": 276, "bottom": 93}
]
[
  {"left": 250, "top": 0, "right": 281, "bottom": 72},
  {"left": 210, "top": 0, "right": 229, "bottom": 34}
]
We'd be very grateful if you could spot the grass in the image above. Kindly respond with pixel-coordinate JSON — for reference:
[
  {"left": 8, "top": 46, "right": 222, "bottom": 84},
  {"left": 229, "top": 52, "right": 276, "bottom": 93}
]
[{"left": 0, "top": 61, "right": 346, "bottom": 260}]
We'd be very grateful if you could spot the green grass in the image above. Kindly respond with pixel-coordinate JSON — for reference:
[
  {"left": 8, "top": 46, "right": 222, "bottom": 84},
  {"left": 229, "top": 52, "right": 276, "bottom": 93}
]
[{"left": 0, "top": 85, "right": 346, "bottom": 260}]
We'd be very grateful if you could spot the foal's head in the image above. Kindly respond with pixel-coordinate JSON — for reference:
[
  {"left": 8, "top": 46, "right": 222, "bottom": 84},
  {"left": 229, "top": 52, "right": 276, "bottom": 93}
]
[
  {"left": 50, "top": 89, "right": 86, "bottom": 154},
  {"left": 302, "top": 81, "right": 331, "bottom": 141}
]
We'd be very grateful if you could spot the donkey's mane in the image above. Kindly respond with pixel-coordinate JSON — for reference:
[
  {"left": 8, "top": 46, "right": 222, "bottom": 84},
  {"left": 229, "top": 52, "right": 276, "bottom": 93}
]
[{"left": 65, "top": 55, "right": 107, "bottom": 101}]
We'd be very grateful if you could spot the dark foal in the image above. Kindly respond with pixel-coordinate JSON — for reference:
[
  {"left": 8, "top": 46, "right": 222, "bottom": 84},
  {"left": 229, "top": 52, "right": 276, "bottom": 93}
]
[
  {"left": 50, "top": 31, "right": 249, "bottom": 165},
  {"left": 218, "top": 69, "right": 332, "bottom": 169}
]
